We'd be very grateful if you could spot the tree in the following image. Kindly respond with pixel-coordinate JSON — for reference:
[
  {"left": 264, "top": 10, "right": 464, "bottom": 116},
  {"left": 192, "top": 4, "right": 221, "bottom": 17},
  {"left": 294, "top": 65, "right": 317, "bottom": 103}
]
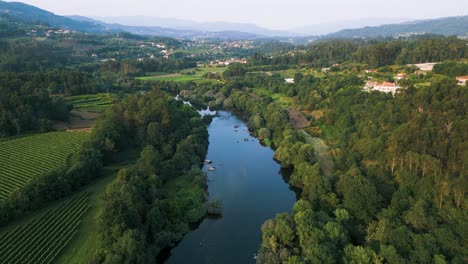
[
  {"left": 294, "top": 73, "right": 304, "bottom": 83},
  {"left": 337, "top": 169, "right": 381, "bottom": 222},
  {"left": 223, "top": 63, "right": 246, "bottom": 80},
  {"left": 343, "top": 245, "right": 378, "bottom": 264},
  {"left": 258, "top": 127, "right": 271, "bottom": 140},
  {"left": 136, "top": 145, "right": 161, "bottom": 177}
]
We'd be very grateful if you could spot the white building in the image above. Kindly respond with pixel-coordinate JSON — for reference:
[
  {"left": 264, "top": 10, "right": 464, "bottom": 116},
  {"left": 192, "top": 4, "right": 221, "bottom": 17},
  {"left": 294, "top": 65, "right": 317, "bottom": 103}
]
[
  {"left": 395, "top": 73, "right": 406, "bottom": 80},
  {"left": 364, "top": 81, "right": 401, "bottom": 95}
]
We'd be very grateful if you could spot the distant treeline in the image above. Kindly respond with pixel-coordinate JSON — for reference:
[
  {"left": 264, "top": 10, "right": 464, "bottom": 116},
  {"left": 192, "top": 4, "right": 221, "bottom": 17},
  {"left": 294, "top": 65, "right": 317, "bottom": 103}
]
[
  {"left": 100, "top": 58, "right": 197, "bottom": 76},
  {"left": 250, "top": 36, "right": 468, "bottom": 68}
]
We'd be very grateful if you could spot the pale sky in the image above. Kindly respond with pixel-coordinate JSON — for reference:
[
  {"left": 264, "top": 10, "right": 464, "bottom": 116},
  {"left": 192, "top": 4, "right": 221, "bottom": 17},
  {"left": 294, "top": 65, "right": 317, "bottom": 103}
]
[{"left": 6, "top": 0, "right": 468, "bottom": 29}]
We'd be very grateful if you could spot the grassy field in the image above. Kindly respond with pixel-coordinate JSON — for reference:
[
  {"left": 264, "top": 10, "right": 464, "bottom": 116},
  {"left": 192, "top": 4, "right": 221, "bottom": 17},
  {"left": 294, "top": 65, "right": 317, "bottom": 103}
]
[
  {"left": 247, "top": 68, "right": 325, "bottom": 78},
  {"left": 0, "top": 192, "right": 90, "bottom": 264},
  {"left": 138, "top": 74, "right": 205, "bottom": 82},
  {"left": 0, "top": 132, "right": 90, "bottom": 199},
  {"left": 65, "top": 93, "right": 114, "bottom": 112},
  {"left": 271, "top": 93, "right": 295, "bottom": 108},
  {"left": 137, "top": 67, "right": 226, "bottom": 84},
  {"left": 253, "top": 88, "right": 296, "bottom": 108}
]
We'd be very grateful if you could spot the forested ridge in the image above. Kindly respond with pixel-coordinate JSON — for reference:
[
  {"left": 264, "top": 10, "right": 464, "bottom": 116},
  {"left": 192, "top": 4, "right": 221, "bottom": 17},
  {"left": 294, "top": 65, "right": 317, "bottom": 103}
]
[{"left": 250, "top": 36, "right": 467, "bottom": 68}]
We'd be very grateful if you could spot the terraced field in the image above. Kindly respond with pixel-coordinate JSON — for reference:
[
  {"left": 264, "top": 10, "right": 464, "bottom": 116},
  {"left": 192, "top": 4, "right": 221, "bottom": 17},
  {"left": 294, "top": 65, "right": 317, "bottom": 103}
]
[
  {"left": 0, "top": 132, "right": 89, "bottom": 199},
  {"left": 65, "top": 93, "right": 113, "bottom": 112},
  {"left": 0, "top": 192, "right": 89, "bottom": 263}
]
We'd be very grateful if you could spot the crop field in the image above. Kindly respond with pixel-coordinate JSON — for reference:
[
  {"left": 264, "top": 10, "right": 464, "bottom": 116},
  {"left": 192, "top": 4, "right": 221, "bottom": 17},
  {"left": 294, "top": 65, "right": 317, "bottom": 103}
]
[
  {"left": 54, "top": 166, "right": 126, "bottom": 264},
  {"left": 0, "top": 192, "right": 89, "bottom": 264},
  {"left": 65, "top": 93, "right": 113, "bottom": 112},
  {"left": 0, "top": 132, "right": 89, "bottom": 199}
]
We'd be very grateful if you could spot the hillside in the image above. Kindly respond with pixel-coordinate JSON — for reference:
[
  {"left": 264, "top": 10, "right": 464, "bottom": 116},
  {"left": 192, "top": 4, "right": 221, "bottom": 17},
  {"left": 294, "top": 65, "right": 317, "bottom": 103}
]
[
  {"left": 326, "top": 15, "right": 468, "bottom": 38},
  {"left": 0, "top": 1, "right": 107, "bottom": 32}
]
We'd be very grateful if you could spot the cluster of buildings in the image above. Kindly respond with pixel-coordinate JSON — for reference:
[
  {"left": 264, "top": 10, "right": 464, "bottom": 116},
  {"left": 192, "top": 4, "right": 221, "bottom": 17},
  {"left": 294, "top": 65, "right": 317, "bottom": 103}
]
[
  {"left": 363, "top": 71, "right": 467, "bottom": 96},
  {"left": 210, "top": 58, "right": 247, "bottom": 66},
  {"left": 363, "top": 69, "right": 405, "bottom": 95},
  {"left": 152, "top": 43, "right": 166, "bottom": 49},
  {"left": 27, "top": 29, "right": 73, "bottom": 37}
]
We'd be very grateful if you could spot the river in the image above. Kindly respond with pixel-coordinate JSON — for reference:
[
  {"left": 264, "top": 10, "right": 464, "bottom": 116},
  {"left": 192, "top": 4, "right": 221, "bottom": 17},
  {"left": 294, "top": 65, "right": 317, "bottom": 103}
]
[{"left": 163, "top": 110, "right": 297, "bottom": 264}]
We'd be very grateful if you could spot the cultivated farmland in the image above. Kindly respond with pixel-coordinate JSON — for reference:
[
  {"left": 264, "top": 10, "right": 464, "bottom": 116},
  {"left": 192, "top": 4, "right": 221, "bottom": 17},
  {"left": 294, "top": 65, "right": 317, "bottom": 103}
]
[
  {"left": 0, "top": 192, "right": 90, "bottom": 263},
  {"left": 65, "top": 93, "right": 113, "bottom": 112},
  {"left": 0, "top": 132, "right": 89, "bottom": 199}
]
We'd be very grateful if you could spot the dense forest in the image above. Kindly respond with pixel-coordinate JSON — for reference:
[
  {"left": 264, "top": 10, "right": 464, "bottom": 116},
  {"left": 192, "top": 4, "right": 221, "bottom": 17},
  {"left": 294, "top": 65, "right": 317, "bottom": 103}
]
[{"left": 252, "top": 79, "right": 467, "bottom": 264}]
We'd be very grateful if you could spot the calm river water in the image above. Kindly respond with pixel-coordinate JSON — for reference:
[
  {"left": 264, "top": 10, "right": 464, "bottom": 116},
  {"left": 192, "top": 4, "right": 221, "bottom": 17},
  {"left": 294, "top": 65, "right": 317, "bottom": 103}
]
[{"left": 164, "top": 111, "right": 297, "bottom": 264}]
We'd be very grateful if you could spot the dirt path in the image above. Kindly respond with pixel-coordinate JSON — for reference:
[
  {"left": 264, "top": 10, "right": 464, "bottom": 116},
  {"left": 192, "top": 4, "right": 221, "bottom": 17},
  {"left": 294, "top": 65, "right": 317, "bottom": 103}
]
[{"left": 300, "top": 130, "right": 334, "bottom": 177}]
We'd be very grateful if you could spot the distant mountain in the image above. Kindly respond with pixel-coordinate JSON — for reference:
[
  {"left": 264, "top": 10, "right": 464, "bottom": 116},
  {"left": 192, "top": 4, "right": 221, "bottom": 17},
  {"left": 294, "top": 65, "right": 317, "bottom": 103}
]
[
  {"left": 68, "top": 15, "right": 196, "bottom": 38},
  {"left": 70, "top": 16, "right": 263, "bottom": 39},
  {"left": 0, "top": 1, "right": 266, "bottom": 39},
  {"left": 93, "top": 16, "right": 299, "bottom": 37},
  {"left": 291, "top": 17, "right": 409, "bottom": 36},
  {"left": 325, "top": 16, "right": 468, "bottom": 39},
  {"left": 2, "top": 1, "right": 467, "bottom": 41},
  {"left": 0, "top": 1, "right": 107, "bottom": 32}
]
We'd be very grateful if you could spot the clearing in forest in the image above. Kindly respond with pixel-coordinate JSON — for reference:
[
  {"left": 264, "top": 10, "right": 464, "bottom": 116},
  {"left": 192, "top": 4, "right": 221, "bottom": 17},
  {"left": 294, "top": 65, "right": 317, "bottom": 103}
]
[
  {"left": 300, "top": 130, "right": 334, "bottom": 178},
  {"left": 288, "top": 108, "right": 310, "bottom": 129}
]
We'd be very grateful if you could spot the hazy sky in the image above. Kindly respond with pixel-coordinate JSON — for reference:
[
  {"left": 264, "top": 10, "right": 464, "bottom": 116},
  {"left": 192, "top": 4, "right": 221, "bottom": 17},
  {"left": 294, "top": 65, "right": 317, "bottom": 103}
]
[{"left": 7, "top": 0, "right": 468, "bottom": 29}]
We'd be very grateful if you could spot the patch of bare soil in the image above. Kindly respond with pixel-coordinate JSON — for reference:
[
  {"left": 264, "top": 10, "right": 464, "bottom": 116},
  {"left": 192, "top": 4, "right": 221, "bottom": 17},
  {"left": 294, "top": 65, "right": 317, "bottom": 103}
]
[
  {"left": 288, "top": 108, "right": 310, "bottom": 129},
  {"left": 54, "top": 111, "right": 101, "bottom": 132}
]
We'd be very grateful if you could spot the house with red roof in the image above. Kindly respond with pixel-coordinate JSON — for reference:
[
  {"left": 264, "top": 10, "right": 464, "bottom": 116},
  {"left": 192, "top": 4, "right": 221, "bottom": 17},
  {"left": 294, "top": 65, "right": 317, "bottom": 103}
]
[{"left": 456, "top": 76, "right": 468, "bottom": 85}]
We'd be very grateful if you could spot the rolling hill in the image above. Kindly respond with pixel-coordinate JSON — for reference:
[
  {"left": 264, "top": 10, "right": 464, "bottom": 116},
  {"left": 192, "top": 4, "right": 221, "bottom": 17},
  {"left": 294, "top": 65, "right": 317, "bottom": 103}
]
[
  {"left": 0, "top": 1, "right": 107, "bottom": 32},
  {"left": 1, "top": 0, "right": 467, "bottom": 40},
  {"left": 325, "top": 16, "right": 468, "bottom": 38}
]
